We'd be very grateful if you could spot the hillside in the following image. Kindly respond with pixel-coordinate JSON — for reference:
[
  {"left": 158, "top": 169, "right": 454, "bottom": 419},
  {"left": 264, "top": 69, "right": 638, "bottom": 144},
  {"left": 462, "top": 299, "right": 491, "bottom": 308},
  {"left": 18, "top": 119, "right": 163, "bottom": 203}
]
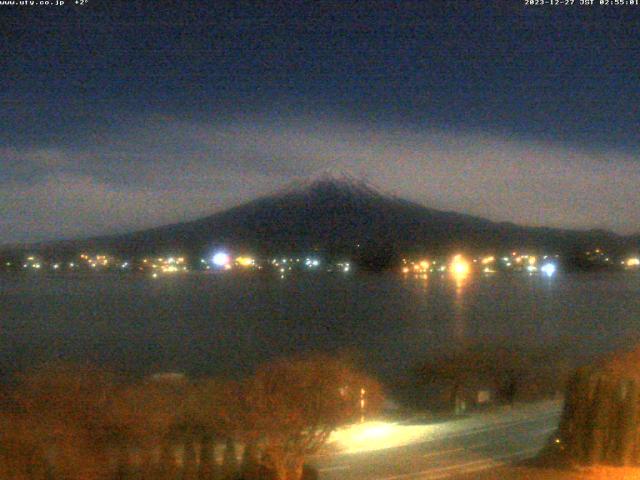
[{"left": 3, "top": 175, "right": 639, "bottom": 258}]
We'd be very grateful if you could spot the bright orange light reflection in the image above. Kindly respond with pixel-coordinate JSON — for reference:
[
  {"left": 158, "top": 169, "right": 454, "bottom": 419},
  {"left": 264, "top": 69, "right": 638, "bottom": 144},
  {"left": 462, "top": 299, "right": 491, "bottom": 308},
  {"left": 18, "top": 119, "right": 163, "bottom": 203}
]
[{"left": 449, "top": 254, "right": 470, "bottom": 283}]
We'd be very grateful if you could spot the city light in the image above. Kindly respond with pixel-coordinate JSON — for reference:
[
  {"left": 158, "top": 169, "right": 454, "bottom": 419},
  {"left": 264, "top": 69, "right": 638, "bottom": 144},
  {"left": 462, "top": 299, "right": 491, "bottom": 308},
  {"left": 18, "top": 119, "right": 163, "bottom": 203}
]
[
  {"left": 447, "top": 254, "right": 471, "bottom": 287},
  {"left": 404, "top": 259, "right": 431, "bottom": 274},
  {"left": 450, "top": 254, "right": 470, "bottom": 277},
  {"left": 626, "top": 257, "right": 640, "bottom": 268},
  {"left": 541, "top": 263, "right": 557, "bottom": 277},
  {"left": 236, "top": 256, "right": 255, "bottom": 267},
  {"left": 12, "top": 248, "right": 635, "bottom": 280},
  {"left": 212, "top": 252, "right": 231, "bottom": 267},
  {"left": 305, "top": 258, "right": 320, "bottom": 268}
]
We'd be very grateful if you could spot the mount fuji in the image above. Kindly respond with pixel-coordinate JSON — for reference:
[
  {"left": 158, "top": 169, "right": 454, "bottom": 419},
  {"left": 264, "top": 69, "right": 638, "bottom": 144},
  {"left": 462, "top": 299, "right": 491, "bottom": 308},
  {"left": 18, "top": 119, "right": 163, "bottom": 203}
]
[{"left": 5, "top": 173, "right": 638, "bottom": 258}]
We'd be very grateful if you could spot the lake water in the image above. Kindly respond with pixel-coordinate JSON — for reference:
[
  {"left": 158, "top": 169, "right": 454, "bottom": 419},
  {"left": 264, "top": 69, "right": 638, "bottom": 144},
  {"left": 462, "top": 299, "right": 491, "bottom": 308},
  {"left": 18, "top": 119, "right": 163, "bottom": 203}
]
[{"left": 1, "top": 271, "right": 639, "bottom": 382}]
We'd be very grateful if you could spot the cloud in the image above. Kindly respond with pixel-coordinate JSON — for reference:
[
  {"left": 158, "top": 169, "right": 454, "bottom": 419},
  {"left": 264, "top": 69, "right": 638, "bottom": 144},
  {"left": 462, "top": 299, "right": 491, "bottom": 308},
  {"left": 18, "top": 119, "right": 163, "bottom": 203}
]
[{"left": 1, "top": 115, "right": 639, "bottom": 243}]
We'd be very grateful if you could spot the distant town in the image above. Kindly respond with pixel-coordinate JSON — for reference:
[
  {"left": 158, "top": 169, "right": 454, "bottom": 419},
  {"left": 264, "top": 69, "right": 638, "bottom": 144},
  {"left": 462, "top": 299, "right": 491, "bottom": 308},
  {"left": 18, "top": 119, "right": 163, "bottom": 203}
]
[{"left": 2, "top": 248, "right": 639, "bottom": 279}]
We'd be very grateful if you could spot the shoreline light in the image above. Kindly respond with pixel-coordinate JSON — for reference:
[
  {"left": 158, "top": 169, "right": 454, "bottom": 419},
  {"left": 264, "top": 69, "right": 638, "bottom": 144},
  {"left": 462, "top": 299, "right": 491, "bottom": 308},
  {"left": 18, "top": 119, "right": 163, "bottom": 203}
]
[
  {"left": 450, "top": 254, "right": 470, "bottom": 276},
  {"left": 541, "top": 263, "right": 556, "bottom": 277},
  {"left": 236, "top": 256, "right": 255, "bottom": 267},
  {"left": 212, "top": 252, "right": 231, "bottom": 267},
  {"left": 449, "top": 254, "right": 470, "bottom": 285}
]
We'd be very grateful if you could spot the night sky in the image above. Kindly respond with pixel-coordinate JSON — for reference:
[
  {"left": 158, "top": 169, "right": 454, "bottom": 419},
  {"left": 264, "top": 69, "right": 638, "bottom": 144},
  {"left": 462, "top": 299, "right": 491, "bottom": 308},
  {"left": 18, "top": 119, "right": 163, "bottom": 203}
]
[{"left": 2, "top": 1, "right": 640, "bottom": 243}]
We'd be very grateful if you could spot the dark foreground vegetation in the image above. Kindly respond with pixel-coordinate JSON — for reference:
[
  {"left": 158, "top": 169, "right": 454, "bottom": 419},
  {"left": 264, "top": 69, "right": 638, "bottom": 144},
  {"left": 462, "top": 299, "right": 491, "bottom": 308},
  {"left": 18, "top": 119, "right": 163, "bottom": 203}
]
[
  {"left": 458, "top": 344, "right": 640, "bottom": 479},
  {"left": 400, "top": 343, "right": 574, "bottom": 413},
  {"left": 0, "top": 355, "right": 382, "bottom": 480},
  {"left": 558, "top": 345, "right": 640, "bottom": 467}
]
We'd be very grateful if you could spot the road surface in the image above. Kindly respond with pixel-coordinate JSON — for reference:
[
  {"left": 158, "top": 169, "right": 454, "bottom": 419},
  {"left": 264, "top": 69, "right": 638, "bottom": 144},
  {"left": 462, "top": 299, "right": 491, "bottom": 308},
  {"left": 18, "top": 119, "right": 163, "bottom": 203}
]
[{"left": 312, "top": 400, "right": 562, "bottom": 480}]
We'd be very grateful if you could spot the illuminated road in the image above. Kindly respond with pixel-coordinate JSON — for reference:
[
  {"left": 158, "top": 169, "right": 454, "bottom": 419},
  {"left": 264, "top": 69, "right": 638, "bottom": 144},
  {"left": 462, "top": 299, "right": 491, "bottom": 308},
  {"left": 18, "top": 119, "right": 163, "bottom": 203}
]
[{"left": 312, "top": 400, "right": 562, "bottom": 480}]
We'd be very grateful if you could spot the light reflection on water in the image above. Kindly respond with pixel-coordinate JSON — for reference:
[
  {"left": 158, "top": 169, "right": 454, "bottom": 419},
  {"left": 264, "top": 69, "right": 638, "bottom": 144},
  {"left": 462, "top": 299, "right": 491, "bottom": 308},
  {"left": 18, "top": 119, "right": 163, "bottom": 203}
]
[
  {"left": 452, "top": 275, "right": 468, "bottom": 347},
  {"left": 0, "top": 272, "right": 639, "bottom": 381}
]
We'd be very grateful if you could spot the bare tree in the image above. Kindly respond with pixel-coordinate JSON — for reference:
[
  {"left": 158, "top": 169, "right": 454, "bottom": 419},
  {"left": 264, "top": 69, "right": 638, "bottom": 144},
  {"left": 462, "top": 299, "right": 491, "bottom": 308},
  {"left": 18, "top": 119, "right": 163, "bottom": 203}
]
[
  {"left": 106, "top": 377, "right": 187, "bottom": 480},
  {"left": 0, "top": 356, "right": 383, "bottom": 480},
  {"left": 182, "top": 378, "right": 241, "bottom": 480},
  {"left": 239, "top": 354, "right": 382, "bottom": 480},
  {"left": 10, "top": 363, "right": 118, "bottom": 480}
]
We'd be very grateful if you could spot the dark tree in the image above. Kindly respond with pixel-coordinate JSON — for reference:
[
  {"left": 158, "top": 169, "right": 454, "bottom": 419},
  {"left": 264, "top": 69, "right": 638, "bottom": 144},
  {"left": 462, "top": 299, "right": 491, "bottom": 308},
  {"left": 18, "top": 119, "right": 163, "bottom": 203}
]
[
  {"left": 354, "top": 242, "right": 399, "bottom": 272},
  {"left": 558, "top": 346, "right": 640, "bottom": 466},
  {"left": 239, "top": 354, "right": 383, "bottom": 480}
]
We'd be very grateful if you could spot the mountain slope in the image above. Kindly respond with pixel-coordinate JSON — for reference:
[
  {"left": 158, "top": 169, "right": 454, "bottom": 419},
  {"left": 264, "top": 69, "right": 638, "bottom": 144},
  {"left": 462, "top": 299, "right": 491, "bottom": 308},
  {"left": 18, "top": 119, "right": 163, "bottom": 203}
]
[{"left": 5, "top": 175, "right": 639, "bottom": 258}]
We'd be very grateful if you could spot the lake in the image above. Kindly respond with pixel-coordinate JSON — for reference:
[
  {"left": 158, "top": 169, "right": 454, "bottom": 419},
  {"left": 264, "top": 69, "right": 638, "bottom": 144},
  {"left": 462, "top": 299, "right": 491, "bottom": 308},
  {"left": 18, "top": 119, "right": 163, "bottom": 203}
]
[{"left": 1, "top": 271, "right": 639, "bottom": 382}]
